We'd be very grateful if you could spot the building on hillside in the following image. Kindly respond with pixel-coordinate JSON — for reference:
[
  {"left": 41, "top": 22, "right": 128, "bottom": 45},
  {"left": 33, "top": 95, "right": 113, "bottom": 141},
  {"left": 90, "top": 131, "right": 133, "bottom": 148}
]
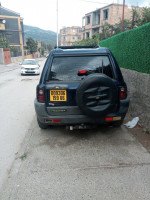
[
  {"left": 82, "top": 3, "right": 142, "bottom": 39},
  {"left": 60, "top": 26, "right": 82, "bottom": 46},
  {"left": 0, "top": 4, "right": 24, "bottom": 57}
]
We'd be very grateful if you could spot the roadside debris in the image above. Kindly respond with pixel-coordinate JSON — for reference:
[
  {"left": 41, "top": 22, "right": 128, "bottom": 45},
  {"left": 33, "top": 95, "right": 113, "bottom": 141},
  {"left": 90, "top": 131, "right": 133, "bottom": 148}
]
[
  {"left": 19, "top": 152, "right": 27, "bottom": 160},
  {"left": 21, "top": 78, "right": 32, "bottom": 81},
  {"left": 124, "top": 117, "right": 139, "bottom": 128}
]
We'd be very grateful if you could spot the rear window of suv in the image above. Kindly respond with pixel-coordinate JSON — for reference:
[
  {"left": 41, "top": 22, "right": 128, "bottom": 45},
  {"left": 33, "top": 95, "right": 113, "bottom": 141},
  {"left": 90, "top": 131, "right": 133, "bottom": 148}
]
[{"left": 48, "top": 55, "right": 113, "bottom": 81}]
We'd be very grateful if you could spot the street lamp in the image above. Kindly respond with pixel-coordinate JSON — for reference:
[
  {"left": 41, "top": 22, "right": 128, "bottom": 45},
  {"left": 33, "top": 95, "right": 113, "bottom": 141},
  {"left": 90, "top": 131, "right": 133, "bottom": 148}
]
[
  {"left": 57, "top": 0, "right": 59, "bottom": 47},
  {"left": 122, "top": 0, "right": 125, "bottom": 32}
]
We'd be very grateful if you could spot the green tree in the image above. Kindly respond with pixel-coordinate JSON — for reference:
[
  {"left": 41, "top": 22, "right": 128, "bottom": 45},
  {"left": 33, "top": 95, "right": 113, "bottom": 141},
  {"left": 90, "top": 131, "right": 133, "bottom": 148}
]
[
  {"left": 99, "top": 23, "right": 112, "bottom": 40},
  {"left": 47, "top": 44, "right": 53, "bottom": 51},
  {"left": 26, "top": 37, "right": 38, "bottom": 54},
  {"left": 40, "top": 42, "right": 53, "bottom": 54},
  {"left": 73, "top": 33, "right": 99, "bottom": 46},
  {"left": 140, "top": 7, "right": 150, "bottom": 25},
  {"left": 41, "top": 47, "right": 45, "bottom": 55},
  {"left": 131, "top": 8, "right": 141, "bottom": 28},
  {"left": 0, "top": 34, "right": 9, "bottom": 48},
  {"left": 10, "top": 46, "right": 18, "bottom": 53}
]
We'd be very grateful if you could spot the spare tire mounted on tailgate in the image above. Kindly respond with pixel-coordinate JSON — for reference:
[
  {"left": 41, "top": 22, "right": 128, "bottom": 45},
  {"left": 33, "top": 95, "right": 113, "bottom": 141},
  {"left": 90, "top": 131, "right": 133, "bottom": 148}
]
[{"left": 76, "top": 74, "right": 118, "bottom": 117}]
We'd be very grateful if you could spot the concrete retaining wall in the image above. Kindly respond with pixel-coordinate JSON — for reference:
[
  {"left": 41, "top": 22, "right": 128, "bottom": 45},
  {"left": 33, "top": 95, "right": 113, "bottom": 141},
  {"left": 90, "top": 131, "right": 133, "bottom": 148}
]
[
  {"left": 11, "top": 56, "right": 22, "bottom": 63},
  {"left": 121, "top": 68, "right": 150, "bottom": 129},
  {"left": 0, "top": 48, "right": 4, "bottom": 64},
  {"left": 24, "top": 54, "right": 33, "bottom": 59}
]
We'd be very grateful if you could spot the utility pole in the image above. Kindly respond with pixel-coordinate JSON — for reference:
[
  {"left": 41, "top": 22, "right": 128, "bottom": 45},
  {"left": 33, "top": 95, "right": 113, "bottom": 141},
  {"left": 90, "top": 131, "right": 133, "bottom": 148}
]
[
  {"left": 122, "top": 0, "right": 125, "bottom": 32},
  {"left": 57, "top": 0, "right": 59, "bottom": 48}
]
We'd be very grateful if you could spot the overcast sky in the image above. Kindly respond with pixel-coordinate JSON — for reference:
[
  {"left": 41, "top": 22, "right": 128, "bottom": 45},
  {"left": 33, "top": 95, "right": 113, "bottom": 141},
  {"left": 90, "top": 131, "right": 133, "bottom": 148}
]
[{"left": 1, "top": 0, "right": 149, "bottom": 32}]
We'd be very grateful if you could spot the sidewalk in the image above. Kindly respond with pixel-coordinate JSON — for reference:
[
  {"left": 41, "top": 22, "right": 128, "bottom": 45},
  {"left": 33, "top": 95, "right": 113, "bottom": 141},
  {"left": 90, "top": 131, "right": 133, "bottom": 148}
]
[{"left": 0, "top": 62, "right": 20, "bottom": 74}]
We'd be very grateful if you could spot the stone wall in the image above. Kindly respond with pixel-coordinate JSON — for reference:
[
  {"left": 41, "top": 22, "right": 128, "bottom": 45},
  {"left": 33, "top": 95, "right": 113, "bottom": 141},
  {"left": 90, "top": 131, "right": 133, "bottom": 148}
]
[
  {"left": 0, "top": 48, "right": 4, "bottom": 64},
  {"left": 121, "top": 68, "right": 150, "bottom": 129}
]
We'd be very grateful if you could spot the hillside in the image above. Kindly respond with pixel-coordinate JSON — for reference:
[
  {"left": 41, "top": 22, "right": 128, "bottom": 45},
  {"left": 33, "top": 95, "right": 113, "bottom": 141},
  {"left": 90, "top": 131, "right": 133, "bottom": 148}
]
[{"left": 24, "top": 25, "right": 57, "bottom": 45}]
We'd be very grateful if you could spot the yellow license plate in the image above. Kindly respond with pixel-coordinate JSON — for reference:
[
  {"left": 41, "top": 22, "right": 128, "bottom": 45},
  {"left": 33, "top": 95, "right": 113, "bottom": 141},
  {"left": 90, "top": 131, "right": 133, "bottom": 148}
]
[{"left": 50, "top": 90, "right": 67, "bottom": 101}]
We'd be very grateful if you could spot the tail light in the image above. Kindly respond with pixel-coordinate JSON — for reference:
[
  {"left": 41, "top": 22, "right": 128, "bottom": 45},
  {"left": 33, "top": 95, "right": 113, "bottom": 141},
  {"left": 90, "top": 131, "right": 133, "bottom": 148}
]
[
  {"left": 105, "top": 116, "right": 121, "bottom": 122},
  {"left": 105, "top": 117, "right": 113, "bottom": 122},
  {"left": 52, "top": 119, "right": 61, "bottom": 123},
  {"left": 118, "top": 86, "right": 127, "bottom": 99},
  {"left": 45, "top": 119, "right": 61, "bottom": 123},
  {"left": 37, "top": 89, "right": 45, "bottom": 102},
  {"left": 78, "top": 69, "right": 87, "bottom": 76}
]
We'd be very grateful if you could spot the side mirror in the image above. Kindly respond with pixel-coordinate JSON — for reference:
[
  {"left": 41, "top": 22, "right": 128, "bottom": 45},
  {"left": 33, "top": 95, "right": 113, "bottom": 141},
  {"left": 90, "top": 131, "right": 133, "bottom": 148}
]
[
  {"left": 19, "top": 63, "right": 22, "bottom": 65},
  {"left": 38, "top": 64, "right": 40, "bottom": 67}
]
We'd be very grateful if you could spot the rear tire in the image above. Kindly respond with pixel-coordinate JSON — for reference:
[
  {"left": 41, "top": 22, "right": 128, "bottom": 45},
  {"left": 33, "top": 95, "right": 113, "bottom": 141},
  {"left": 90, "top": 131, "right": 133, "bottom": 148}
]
[{"left": 37, "top": 118, "right": 48, "bottom": 129}]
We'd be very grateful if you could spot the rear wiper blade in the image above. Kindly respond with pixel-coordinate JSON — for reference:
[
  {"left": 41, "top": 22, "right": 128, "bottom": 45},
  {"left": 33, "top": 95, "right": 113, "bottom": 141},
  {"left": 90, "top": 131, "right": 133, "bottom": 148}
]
[{"left": 51, "top": 78, "right": 61, "bottom": 81}]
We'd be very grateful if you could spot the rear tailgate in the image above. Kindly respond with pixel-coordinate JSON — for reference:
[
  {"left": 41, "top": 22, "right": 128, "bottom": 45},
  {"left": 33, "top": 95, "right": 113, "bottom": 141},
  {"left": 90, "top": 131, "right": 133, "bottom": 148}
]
[
  {"left": 44, "top": 54, "right": 119, "bottom": 116},
  {"left": 45, "top": 82, "right": 83, "bottom": 116}
]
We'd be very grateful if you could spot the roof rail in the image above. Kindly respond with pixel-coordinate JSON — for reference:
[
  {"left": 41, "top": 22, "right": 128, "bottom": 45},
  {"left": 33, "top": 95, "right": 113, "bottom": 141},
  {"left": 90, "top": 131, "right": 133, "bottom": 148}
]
[{"left": 54, "top": 46, "right": 99, "bottom": 49}]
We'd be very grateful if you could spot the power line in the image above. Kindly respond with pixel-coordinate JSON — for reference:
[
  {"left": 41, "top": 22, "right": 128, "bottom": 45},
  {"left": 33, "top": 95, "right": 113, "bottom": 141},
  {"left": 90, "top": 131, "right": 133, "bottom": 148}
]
[{"left": 79, "top": 0, "right": 111, "bottom": 4}]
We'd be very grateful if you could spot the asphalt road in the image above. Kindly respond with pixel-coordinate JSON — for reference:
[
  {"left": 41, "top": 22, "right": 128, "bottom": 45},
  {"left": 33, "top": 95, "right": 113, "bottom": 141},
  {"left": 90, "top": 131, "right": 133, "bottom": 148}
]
[
  {"left": 0, "top": 59, "right": 150, "bottom": 199},
  {"left": 0, "top": 58, "right": 45, "bottom": 190}
]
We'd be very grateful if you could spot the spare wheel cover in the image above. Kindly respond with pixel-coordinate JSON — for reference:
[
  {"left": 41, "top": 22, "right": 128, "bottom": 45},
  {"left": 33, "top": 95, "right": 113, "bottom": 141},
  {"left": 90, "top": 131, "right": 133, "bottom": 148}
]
[{"left": 76, "top": 74, "right": 118, "bottom": 117}]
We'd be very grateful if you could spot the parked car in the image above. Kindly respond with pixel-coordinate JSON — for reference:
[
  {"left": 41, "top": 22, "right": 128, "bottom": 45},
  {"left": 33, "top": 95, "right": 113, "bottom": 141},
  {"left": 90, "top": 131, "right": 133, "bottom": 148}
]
[
  {"left": 34, "top": 46, "right": 129, "bottom": 129},
  {"left": 20, "top": 59, "right": 40, "bottom": 75}
]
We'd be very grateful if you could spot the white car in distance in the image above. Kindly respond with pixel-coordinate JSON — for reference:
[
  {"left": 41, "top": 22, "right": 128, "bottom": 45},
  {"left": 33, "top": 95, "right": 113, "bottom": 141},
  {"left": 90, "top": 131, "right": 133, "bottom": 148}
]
[{"left": 20, "top": 59, "right": 40, "bottom": 75}]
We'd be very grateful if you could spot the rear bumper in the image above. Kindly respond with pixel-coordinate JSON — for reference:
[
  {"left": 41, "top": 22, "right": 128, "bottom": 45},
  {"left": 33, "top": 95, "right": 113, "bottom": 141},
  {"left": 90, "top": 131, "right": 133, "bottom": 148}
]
[{"left": 34, "top": 97, "right": 129, "bottom": 125}]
